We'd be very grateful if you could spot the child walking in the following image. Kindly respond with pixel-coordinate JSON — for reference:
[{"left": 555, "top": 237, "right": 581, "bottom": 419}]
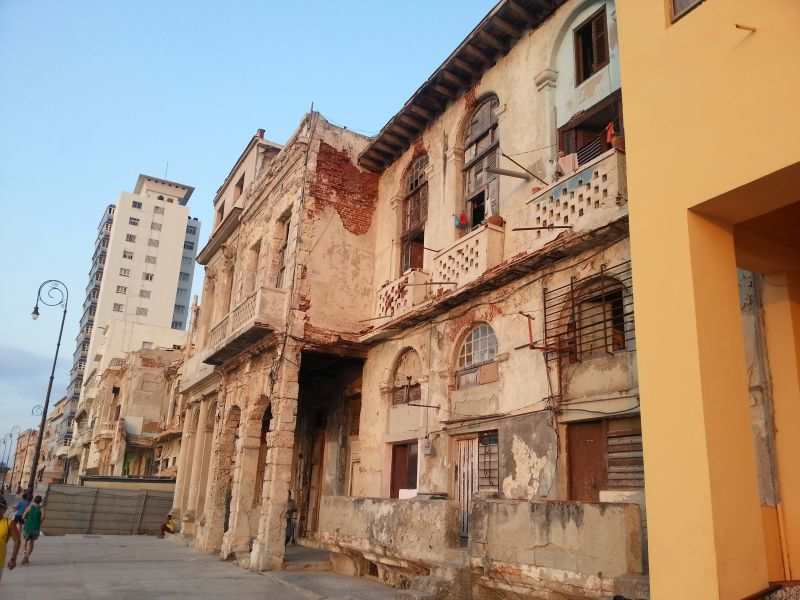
[{"left": 21, "top": 495, "right": 44, "bottom": 566}]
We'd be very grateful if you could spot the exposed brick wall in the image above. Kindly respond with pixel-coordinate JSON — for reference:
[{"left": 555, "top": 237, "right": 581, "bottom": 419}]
[{"left": 310, "top": 142, "right": 379, "bottom": 236}]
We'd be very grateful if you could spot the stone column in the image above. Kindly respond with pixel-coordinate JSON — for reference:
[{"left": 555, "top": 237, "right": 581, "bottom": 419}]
[
  {"left": 250, "top": 346, "right": 300, "bottom": 571},
  {"left": 185, "top": 398, "right": 210, "bottom": 537},
  {"left": 172, "top": 405, "right": 196, "bottom": 521}
]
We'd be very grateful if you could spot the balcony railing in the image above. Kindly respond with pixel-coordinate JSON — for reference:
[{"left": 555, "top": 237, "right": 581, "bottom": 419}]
[
  {"left": 376, "top": 269, "right": 431, "bottom": 318},
  {"left": 203, "top": 285, "right": 288, "bottom": 365},
  {"left": 527, "top": 148, "right": 627, "bottom": 241},
  {"left": 432, "top": 223, "right": 505, "bottom": 296}
]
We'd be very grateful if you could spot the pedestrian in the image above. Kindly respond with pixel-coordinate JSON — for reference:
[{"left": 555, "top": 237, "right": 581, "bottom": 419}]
[
  {"left": 20, "top": 495, "right": 43, "bottom": 566},
  {"left": 13, "top": 493, "right": 29, "bottom": 526},
  {"left": 0, "top": 496, "right": 21, "bottom": 583},
  {"left": 159, "top": 513, "right": 177, "bottom": 538}
]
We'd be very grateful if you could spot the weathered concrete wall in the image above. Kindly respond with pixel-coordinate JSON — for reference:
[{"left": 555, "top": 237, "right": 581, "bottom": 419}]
[
  {"left": 470, "top": 498, "right": 643, "bottom": 598},
  {"left": 318, "top": 496, "right": 461, "bottom": 567}
]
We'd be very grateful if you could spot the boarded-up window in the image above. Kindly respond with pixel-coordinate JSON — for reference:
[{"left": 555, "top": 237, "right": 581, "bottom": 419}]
[
  {"left": 392, "top": 348, "right": 422, "bottom": 405},
  {"left": 606, "top": 417, "right": 644, "bottom": 490},
  {"left": 463, "top": 96, "right": 500, "bottom": 228}
]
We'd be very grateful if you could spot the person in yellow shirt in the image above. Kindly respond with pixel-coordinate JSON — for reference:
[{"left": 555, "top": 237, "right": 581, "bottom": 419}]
[{"left": 0, "top": 496, "right": 21, "bottom": 583}]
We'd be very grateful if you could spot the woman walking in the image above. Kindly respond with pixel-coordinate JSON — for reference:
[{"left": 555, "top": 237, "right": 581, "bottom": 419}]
[
  {"left": 20, "top": 495, "right": 43, "bottom": 566},
  {"left": 0, "top": 496, "right": 21, "bottom": 582}
]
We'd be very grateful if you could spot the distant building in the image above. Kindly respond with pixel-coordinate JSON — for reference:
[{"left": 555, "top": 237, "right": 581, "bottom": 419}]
[
  {"left": 65, "top": 175, "right": 200, "bottom": 481},
  {"left": 9, "top": 429, "right": 38, "bottom": 493}
]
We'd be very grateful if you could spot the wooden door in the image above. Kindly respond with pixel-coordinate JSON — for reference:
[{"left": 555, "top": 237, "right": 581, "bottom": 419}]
[
  {"left": 455, "top": 437, "right": 478, "bottom": 537},
  {"left": 306, "top": 432, "right": 325, "bottom": 533},
  {"left": 390, "top": 442, "right": 418, "bottom": 499},
  {"left": 568, "top": 421, "right": 606, "bottom": 502}
]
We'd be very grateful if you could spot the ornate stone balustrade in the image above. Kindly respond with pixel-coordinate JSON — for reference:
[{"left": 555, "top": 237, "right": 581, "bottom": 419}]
[
  {"left": 376, "top": 269, "right": 431, "bottom": 318},
  {"left": 432, "top": 223, "right": 505, "bottom": 296}
]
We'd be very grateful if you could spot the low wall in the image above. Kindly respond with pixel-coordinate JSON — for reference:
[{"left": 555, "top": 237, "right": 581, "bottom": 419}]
[
  {"left": 470, "top": 498, "right": 644, "bottom": 599},
  {"left": 318, "top": 496, "right": 462, "bottom": 567}
]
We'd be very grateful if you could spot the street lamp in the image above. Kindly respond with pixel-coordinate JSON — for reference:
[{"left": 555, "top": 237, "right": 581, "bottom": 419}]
[{"left": 27, "top": 279, "right": 69, "bottom": 497}]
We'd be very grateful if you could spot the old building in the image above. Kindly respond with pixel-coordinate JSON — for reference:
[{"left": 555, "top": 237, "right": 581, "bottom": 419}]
[
  {"left": 9, "top": 429, "right": 38, "bottom": 493},
  {"left": 82, "top": 347, "right": 183, "bottom": 477},
  {"left": 615, "top": 1, "right": 800, "bottom": 598},
  {"left": 35, "top": 397, "right": 72, "bottom": 485},
  {"left": 170, "top": 1, "right": 652, "bottom": 598},
  {"left": 172, "top": 117, "right": 379, "bottom": 570}
]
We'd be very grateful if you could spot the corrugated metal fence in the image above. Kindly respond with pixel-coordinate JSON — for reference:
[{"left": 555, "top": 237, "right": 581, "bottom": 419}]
[{"left": 44, "top": 484, "right": 173, "bottom": 536}]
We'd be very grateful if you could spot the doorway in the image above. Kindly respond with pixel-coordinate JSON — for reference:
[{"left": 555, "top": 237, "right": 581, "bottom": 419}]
[{"left": 390, "top": 441, "right": 418, "bottom": 499}]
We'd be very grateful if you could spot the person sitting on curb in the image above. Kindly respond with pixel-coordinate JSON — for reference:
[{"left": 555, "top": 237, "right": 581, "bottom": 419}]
[
  {"left": 159, "top": 513, "right": 177, "bottom": 538},
  {"left": 0, "top": 496, "right": 21, "bottom": 583},
  {"left": 20, "top": 495, "right": 44, "bottom": 566}
]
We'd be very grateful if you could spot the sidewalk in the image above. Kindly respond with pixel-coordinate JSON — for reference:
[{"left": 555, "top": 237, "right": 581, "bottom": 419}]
[{"left": 0, "top": 534, "right": 412, "bottom": 599}]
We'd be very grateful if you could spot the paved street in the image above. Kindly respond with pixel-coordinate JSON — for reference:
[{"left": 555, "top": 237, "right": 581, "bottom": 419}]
[{"left": 1, "top": 535, "right": 410, "bottom": 599}]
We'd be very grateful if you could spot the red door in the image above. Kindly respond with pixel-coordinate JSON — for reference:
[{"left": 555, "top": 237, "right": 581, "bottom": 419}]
[{"left": 568, "top": 421, "right": 606, "bottom": 502}]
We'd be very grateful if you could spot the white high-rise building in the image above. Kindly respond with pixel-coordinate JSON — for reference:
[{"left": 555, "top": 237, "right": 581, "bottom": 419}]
[{"left": 70, "top": 175, "right": 200, "bottom": 437}]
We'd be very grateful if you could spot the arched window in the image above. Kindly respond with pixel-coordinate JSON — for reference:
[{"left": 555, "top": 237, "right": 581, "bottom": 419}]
[
  {"left": 392, "top": 348, "right": 422, "bottom": 405},
  {"left": 463, "top": 96, "right": 500, "bottom": 230},
  {"left": 401, "top": 154, "right": 428, "bottom": 273},
  {"left": 456, "top": 323, "right": 498, "bottom": 388}
]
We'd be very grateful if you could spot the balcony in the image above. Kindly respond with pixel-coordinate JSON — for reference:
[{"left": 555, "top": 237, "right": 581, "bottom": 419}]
[
  {"left": 203, "top": 285, "right": 288, "bottom": 365},
  {"left": 432, "top": 222, "right": 505, "bottom": 296},
  {"left": 526, "top": 148, "right": 627, "bottom": 241},
  {"left": 376, "top": 269, "right": 431, "bottom": 319}
]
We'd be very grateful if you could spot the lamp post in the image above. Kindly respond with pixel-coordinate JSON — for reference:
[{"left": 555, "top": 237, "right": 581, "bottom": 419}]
[{"left": 27, "top": 280, "right": 69, "bottom": 497}]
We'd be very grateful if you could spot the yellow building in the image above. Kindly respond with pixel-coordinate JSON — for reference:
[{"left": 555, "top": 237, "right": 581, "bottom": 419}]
[{"left": 615, "top": 1, "right": 800, "bottom": 598}]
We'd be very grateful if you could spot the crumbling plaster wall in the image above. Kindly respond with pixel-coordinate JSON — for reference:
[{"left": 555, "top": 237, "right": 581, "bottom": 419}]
[{"left": 357, "top": 239, "right": 635, "bottom": 501}]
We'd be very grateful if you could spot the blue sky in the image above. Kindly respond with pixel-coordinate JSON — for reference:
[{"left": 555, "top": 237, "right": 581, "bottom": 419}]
[{"left": 0, "top": 1, "right": 495, "bottom": 445}]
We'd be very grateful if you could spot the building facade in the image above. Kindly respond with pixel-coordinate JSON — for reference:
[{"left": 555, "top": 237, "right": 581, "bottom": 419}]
[
  {"left": 66, "top": 175, "right": 200, "bottom": 481},
  {"left": 9, "top": 429, "right": 38, "bottom": 493},
  {"left": 615, "top": 1, "right": 800, "bottom": 598},
  {"left": 35, "top": 397, "right": 72, "bottom": 485}
]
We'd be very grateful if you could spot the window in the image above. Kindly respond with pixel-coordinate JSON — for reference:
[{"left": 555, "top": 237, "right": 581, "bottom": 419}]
[
  {"left": 113, "top": 303, "right": 123, "bottom": 312},
  {"left": 671, "top": 0, "right": 703, "bottom": 20},
  {"left": 171, "top": 320, "right": 184, "bottom": 329},
  {"left": 145, "top": 255, "right": 157, "bottom": 264},
  {"left": 174, "top": 304, "right": 186, "bottom": 314},
  {"left": 179, "top": 272, "right": 190, "bottom": 281},
  {"left": 148, "top": 239, "right": 159, "bottom": 248},
  {"left": 116, "top": 285, "right": 127, "bottom": 294},
  {"left": 151, "top": 222, "right": 162, "bottom": 231},
  {"left": 216, "top": 203, "right": 225, "bottom": 226},
  {"left": 183, "top": 241, "right": 194, "bottom": 251},
  {"left": 122, "top": 250, "right": 133, "bottom": 260},
  {"left": 119, "top": 268, "right": 130, "bottom": 277},
  {"left": 177, "top": 287, "right": 188, "bottom": 296},
  {"left": 576, "top": 282, "right": 626, "bottom": 358},
  {"left": 157, "top": 195, "right": 164, "bottom": 201},
  {"left": 275, "top": 215, "right": 291, "bottom": 288},
  {"left": 125, "top": 234, "right": 136, "bottom": 243},
  {"left": 186, "top": 225, "right": 197, "bottom": 235},
  {"left": 463, "top": 96, "right": 500, "bottom": 229},
  {"left": 234, "top": 174, "right": 245, "bottom": 200},
  {"left": 139, "top": 289, "right": 151, "bottom": 299},
  {"left": 132, "top": 200, "right": 142, "bottom": 209},
  {"left": 136, "top": 307, "right": 148, "bottom": 316},
  {"left": 477, "top": 431, "right": 500, "bottom": 492},
  {"left": 128, "top": 217, "right": 139, "bottom": 226},
  {"left": 392, "top": 349, "right": 422, "bottom": 406},
  {"left": 574, "top": 8, "right": 608, "bottom": 85},
  {"left": 143, "top": 272, "right": 154, "bottom": 281},
  {"left": 141, "top": 341, "right": 153, "bottom": 349},
  {"left": 153, "top": 206, "right": 164, "bottom": 215},
  {"left": 401, "top": 155, "right": 428, "bottom": 273},
  {"left": 457, "top": 323, "right": 498, "bottom": 388},
  {"left": 558, "top": 91, "right": 623, "bottom": 164}
]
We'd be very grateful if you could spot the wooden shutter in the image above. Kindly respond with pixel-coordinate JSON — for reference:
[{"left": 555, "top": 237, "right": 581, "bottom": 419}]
[
  {"left": 606, "top": 417, "right": 644, "bottom": 490},
  {"left": 592, "top": 11, "right": 608, "bottom": 70}
]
